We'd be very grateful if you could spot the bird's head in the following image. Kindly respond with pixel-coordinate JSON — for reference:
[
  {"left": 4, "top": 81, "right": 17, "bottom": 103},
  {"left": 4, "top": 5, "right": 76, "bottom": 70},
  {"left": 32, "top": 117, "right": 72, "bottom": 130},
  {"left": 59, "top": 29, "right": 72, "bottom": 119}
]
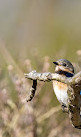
[{"left": 53, "top": 59, "right": 74, "bottom": 77}]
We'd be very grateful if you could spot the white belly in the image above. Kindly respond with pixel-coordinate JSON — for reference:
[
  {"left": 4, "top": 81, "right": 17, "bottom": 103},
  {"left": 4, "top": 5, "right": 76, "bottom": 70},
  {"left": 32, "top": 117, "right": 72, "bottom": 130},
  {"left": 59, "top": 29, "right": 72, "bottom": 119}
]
[{"left": 53, "top": 81, "right": 68, "bottom": 105}]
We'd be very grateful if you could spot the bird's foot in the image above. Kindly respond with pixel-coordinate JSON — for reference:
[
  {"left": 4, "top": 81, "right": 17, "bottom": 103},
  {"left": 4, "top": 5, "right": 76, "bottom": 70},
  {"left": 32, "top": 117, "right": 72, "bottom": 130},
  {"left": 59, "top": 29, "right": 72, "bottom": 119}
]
[{"left": 61, "top": 104, "right": 69, "bottom": 113}]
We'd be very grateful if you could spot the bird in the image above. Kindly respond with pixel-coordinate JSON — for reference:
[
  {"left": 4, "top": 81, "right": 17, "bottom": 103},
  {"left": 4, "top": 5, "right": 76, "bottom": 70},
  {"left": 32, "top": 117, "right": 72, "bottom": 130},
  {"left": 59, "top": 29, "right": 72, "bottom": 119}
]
[{"left": 53, "top": 59, "right": 75, "bottom": 112}]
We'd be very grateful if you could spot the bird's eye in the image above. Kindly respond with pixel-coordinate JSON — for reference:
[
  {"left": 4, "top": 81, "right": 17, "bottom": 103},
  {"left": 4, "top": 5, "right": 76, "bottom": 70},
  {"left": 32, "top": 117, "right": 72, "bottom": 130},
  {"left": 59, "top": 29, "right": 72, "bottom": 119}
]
[{"left": 63, "top": 63, "right": 66, "bottom": 66}]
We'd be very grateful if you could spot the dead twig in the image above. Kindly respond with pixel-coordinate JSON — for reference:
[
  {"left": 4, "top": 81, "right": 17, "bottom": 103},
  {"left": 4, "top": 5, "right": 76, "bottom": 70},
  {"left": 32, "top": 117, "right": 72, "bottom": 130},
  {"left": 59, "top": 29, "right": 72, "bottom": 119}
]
[{"left": 26, "top": 80, "right": 37, "bottom": 102}]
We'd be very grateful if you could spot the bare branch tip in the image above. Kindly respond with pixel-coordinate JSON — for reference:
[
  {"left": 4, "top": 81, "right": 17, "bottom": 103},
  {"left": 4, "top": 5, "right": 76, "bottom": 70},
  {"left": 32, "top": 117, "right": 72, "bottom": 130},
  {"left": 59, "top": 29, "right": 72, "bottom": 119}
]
[{"left": 24, "top": 73, "right": 28, "bottom": 77}]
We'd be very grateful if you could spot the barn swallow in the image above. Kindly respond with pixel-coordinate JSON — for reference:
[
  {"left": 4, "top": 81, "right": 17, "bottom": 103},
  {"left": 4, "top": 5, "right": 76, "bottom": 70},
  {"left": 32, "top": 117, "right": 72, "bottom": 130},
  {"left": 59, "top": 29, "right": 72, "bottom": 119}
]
[{"left": 53, "top": 59, "right": 75, "bottom": 111}]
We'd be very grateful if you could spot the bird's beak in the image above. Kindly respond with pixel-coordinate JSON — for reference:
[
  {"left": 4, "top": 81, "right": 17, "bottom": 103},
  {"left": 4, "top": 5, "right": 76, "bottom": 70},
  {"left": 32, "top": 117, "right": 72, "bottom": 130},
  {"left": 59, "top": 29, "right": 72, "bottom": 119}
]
[{"left": 53, "top": 61, "right": 58, "bottom": 65}]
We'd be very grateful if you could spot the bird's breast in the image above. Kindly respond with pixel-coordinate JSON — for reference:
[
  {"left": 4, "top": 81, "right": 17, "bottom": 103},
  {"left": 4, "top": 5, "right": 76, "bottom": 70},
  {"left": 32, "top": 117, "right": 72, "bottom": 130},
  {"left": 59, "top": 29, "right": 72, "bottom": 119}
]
[{"left": 53, "top": 80, "right": 68, "bottom": 105}]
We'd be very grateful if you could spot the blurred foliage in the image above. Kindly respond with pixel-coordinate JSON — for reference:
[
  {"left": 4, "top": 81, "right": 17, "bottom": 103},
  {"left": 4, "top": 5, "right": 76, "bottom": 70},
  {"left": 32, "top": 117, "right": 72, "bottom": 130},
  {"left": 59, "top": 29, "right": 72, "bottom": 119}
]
[{"left": 0, "top": 0, "right": 81, "bottom": 137}]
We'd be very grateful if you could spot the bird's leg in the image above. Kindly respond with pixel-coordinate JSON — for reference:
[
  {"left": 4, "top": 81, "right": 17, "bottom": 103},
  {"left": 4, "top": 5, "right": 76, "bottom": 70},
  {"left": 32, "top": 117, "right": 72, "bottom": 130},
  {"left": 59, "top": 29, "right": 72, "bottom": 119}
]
[{"left": 61, "top": 103, "right": 69, "bottom": 113}]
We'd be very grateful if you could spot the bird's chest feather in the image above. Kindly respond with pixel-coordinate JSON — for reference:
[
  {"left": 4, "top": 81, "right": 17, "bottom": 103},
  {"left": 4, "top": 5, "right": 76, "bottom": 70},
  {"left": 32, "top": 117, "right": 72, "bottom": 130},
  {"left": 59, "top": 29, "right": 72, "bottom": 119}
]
[{"left": 53, "top": 80, "right": 68, "bottom": 105}]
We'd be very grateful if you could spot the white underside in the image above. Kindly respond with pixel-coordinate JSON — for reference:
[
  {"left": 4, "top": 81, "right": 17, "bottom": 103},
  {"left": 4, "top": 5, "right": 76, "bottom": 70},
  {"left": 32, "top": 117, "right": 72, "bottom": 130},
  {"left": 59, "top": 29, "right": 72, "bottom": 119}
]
[{"left": 53, "top": 84, "right": 68, "bottom": 105}]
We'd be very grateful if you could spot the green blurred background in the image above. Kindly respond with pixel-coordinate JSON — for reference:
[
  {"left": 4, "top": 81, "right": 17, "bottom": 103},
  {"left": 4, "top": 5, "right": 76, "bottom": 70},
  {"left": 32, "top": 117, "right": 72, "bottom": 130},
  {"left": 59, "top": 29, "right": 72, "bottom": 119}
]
[
  {"left": 0, "top": 0, "right": 81, "bottom": 137},
  {"left": 0, "top": 0, "right": 81, "bottom": 61}
]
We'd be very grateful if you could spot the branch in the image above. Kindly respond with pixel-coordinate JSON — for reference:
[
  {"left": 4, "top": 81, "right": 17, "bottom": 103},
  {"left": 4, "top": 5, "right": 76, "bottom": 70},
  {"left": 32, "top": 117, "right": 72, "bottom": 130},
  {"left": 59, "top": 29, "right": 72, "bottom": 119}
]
[
  {"left": 25, "top": 70, "right": 81, "bottom": 129},
  {"left": 70, "top": 71, "right": 81, "bottom": 88},
  {"left": 24, "top": 70, "right": 69, "bottom": 83}
]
